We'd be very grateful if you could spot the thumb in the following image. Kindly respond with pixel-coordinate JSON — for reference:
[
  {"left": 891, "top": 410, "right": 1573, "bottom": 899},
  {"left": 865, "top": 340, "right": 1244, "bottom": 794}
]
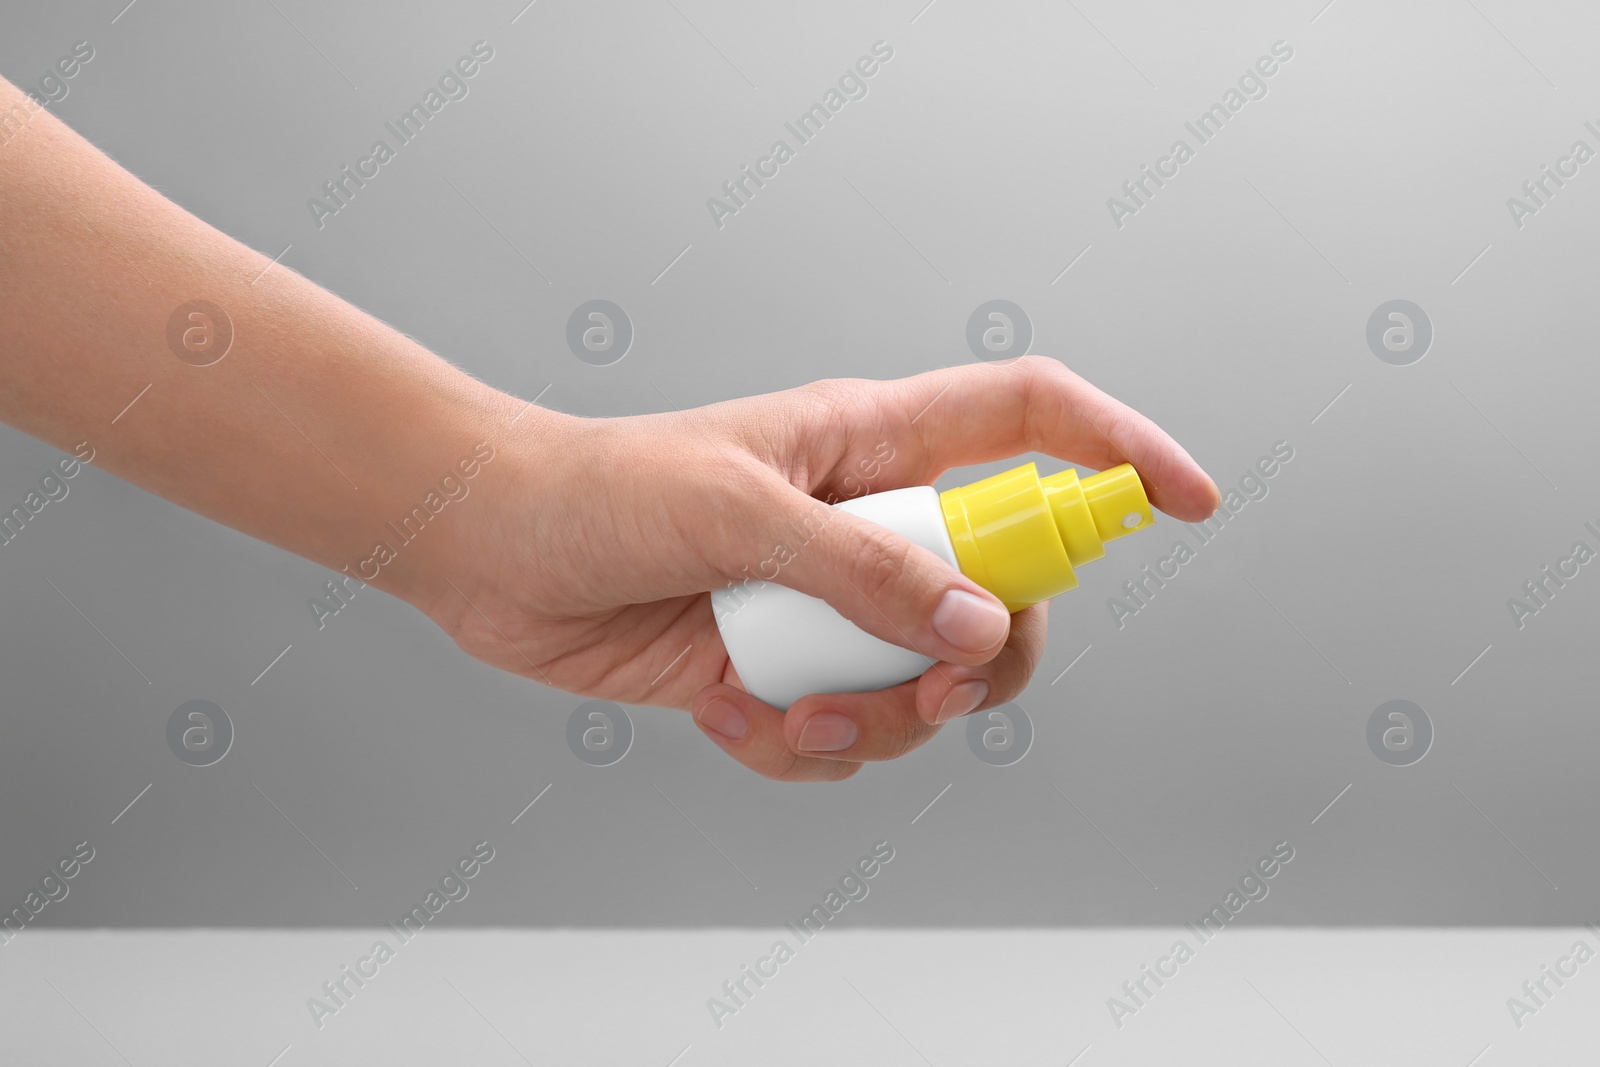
[{"left": 763, "top": 486, "right": 1012, "bottom": 667}]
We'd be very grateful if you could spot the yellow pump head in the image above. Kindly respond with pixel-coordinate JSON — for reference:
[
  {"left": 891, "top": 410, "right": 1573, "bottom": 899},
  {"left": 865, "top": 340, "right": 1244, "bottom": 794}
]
[{"left": 938, "top": 462, "right": 1154, "bottom": 613}]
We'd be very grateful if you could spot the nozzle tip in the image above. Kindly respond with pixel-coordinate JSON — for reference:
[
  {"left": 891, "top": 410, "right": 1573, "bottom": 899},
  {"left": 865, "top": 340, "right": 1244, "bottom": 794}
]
[{"left": 1082, "top": 464, "right": 1153, "bottom": 543}]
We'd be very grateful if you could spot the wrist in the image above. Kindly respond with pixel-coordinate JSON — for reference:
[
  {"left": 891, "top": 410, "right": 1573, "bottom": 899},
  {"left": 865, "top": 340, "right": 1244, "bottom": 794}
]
[{"left": 375, "top": 379, "right": 577, "bottom": 630}]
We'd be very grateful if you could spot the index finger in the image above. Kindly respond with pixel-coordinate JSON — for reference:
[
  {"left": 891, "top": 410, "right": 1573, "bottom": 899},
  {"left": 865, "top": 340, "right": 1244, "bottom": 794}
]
[{"left": 875, "top": 355, "right": 1220, "bottom": 522}]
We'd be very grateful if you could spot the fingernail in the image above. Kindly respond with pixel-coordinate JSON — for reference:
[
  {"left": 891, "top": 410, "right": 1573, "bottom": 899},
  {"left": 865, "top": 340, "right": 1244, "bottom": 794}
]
[
  {"left": 932, "top": 589, "right": 1010, "bottom": 654},
  {"left": 797, "top": 712, "right": 858, "bottom": 753},
  {"left": 696, "top": 698, "right": 748, "bottom": 741},
  {"left": 935, "top": 680, "right": 989, "bottom": 724}
]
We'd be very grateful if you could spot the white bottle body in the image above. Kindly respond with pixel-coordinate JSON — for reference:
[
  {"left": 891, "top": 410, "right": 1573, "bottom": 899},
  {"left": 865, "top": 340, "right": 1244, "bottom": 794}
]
[{"left": 711, "top": 485, "right": 959, "bottom": 710}]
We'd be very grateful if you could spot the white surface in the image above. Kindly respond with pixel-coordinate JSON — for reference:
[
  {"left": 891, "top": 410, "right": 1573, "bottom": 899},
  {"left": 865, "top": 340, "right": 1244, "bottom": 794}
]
[
  {"left": 713, "top": 484, "right": 959, "bottom": 709},
  {"left": 4, "top": 928, "right": 1595, "bottom": 1065}
]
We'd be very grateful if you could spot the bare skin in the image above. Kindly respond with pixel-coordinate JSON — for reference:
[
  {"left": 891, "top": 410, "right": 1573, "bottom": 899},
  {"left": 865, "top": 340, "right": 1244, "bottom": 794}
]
[{"left": 0, "top": 77, "right": 1219, "bottom": 781}]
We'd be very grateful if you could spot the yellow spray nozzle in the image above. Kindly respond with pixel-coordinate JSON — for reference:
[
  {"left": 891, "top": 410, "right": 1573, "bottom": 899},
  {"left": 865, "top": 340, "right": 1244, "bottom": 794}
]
[
  {"left": 1079, "top": 463, "right": 1155, "bottom": 544},
  {"left": 939, "top": 462, "right": 1153, "bottom": 613}
]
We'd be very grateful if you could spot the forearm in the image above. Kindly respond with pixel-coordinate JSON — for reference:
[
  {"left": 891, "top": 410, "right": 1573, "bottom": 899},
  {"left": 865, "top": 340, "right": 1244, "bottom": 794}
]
[{"left": 0, "top": 77, "right": 550, "bottom": 612}]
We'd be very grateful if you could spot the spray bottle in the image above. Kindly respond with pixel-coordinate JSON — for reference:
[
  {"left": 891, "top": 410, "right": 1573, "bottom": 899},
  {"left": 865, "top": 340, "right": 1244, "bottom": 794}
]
[{"left": 712, "top": 461, "right": 1155, "bottom": 709}]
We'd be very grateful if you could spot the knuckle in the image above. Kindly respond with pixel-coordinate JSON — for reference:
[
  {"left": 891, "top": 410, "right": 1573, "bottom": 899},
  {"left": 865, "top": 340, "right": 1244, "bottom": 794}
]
[
  {"left": 798, "top": 377, "right": 844, "bottom": 405},
  {"left": 750, "top": 745, "right": 810, "bottom": 782},
  {"left": 1014, "top": 355, "right": 1058, "bottom": 452},
  {"left": 1013, "top": 354, "right": 1066, "bottom": 401},
  {"left": 765, "top": 750, "right": 808, "bottom": 782},
  {"left": 883, "top": 714, "right": 931, "bottom": 761},
  {"left": 984, "top": 667, "right": 1029, "bottom": 707},
  {"left": 1016, "top": 352, "right": 1061, "bottom": 378},
  {"left": 794, "top": 378, "right": 853, "bottom": 428},
  {"left": 1011, "top": 604, "right": 1050, "bottom": 670},
  {"left": 847, "top": 522, "right": 915, "bottom": 609},
  {"left": 823, "top": 760, "right": 862, "bottom": 782},
  {"left": 766, "top": 748, "right": 859, "bottom": 783},
  {"left": 799, "top": 377, "right": 874, "bottom": 437},
  {"left": 980, "top": 611, "right": 1048, "bottom": 706},
  {"left": 799, "top": 376, "right": 862, "bottom": 410}
]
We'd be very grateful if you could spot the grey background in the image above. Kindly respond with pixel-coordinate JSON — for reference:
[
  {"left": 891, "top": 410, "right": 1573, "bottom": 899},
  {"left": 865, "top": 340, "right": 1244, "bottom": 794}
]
[{"left": 2, "top": 0, "right": 1598, "bottom": 932}]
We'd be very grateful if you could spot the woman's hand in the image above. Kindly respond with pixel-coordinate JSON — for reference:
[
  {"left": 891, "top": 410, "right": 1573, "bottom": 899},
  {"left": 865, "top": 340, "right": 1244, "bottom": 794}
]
[
  {"left": 0, "top": 81, "right": 1214, "bottom": 782},
  {"left": 425, "top": 355, "right": 1219, "bottom": 782}
]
